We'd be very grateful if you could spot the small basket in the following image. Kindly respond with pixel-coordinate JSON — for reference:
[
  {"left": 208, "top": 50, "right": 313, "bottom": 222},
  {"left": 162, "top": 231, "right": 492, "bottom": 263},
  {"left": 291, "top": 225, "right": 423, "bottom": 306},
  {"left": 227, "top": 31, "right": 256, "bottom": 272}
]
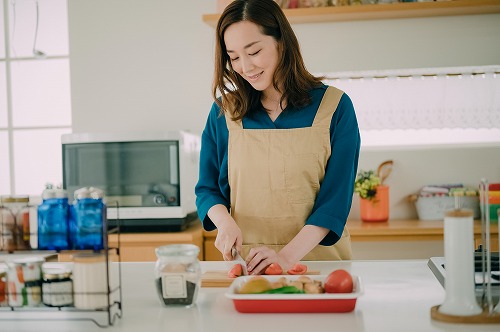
[{"left": 410, "top": 195, "right": 480, "bottom": 221}]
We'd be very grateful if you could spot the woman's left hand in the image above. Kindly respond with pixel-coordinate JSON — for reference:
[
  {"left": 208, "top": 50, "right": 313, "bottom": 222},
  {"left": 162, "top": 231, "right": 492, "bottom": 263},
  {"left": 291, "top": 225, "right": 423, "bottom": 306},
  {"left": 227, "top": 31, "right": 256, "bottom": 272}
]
[{"left": 245, "top": 246, "right": 292, "bottom": 275}]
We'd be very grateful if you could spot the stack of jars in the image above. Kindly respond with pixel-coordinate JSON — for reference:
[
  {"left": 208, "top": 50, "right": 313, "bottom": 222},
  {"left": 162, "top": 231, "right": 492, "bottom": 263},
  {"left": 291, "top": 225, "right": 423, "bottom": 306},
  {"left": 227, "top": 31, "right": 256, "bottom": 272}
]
[
  {"left": 0, "top": 256, "right": 111, "bottom": 309},
  {"left": 38, "top": 186, "right": 106, "bottom": 251}
]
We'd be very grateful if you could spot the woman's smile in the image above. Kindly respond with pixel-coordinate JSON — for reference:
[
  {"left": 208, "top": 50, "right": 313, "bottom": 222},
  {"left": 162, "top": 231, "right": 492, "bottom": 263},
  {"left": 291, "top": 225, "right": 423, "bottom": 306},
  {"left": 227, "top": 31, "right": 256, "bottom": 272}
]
[{"left": 246, "top": 71, "right": 263, "bottom": 82}]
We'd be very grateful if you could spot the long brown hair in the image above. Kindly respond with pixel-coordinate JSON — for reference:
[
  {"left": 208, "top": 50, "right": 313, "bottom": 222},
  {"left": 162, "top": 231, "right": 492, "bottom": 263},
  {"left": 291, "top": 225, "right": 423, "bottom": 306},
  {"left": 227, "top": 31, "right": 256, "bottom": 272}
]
[{"left": 213, "top": 0, "right": 323, "bottom": 120}]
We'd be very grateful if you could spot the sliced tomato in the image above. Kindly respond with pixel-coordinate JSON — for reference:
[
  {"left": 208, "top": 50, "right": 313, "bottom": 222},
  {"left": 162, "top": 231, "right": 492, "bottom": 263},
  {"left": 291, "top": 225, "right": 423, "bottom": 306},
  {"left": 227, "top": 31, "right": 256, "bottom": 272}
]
[
  {"left": 264, "top": 263, "right": 283, "bottom": 275},
  {"left": 286, "top": 263, "right": 308, "bottom": 275},
  {"left": 228, "top": 263, "right": 243, "bottom": 278}
]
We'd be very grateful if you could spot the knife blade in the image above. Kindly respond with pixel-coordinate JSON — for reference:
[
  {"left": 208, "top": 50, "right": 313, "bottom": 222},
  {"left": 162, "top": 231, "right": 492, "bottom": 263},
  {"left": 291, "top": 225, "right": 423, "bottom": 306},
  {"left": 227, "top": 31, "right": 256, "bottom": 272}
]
[{"left": 232, "top": 247, "right": 248, "bottom": 276}]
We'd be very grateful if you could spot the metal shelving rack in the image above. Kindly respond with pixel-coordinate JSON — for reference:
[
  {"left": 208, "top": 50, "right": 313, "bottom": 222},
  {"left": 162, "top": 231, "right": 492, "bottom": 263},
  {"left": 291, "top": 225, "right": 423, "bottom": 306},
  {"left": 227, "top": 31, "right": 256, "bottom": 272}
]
[{"left": 0, "top": 203, "right": 123, "bottom": 328}]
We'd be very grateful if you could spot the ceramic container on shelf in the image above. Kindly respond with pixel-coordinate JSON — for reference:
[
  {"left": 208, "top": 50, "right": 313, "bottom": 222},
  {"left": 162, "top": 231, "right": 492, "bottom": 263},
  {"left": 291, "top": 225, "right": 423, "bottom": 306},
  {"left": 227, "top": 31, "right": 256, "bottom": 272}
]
[
  {"left": 72, "top": 253, "right": 109, "bottom": 310},
  {"left": 360, "top": 185, "right": 389, "bottom": 222}
]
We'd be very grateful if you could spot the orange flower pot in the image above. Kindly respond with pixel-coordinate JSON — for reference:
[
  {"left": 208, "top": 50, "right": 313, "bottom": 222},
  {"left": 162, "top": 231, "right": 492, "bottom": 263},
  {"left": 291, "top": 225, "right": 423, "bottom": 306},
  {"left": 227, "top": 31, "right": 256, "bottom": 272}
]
[{"left": 360, "top": 185, "right": 389, "bottom": 222}]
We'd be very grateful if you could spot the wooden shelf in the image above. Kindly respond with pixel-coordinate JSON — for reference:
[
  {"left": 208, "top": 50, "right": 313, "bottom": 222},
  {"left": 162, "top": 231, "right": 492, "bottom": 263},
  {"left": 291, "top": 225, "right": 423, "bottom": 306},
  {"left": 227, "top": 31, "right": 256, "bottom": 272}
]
[
  {"left": 346, "top": 219, "right": 498, "bottom": 242},
  {"left": 202, "top": 0, "right": 500, "bottom": 27}
]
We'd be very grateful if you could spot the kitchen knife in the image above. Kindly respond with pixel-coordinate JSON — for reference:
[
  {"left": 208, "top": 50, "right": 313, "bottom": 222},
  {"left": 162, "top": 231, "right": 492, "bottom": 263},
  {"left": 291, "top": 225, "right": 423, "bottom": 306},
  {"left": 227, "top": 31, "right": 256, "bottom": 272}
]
[{"left": 232, "top": 247, "right": 248, "bottom": 276}]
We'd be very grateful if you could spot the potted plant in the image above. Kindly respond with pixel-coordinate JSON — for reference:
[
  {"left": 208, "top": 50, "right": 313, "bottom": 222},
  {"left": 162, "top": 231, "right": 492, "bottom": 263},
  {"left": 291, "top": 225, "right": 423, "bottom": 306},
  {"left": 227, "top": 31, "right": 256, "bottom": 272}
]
[{"left": 354, "top": 161, "right": 392, "bottom": 222}]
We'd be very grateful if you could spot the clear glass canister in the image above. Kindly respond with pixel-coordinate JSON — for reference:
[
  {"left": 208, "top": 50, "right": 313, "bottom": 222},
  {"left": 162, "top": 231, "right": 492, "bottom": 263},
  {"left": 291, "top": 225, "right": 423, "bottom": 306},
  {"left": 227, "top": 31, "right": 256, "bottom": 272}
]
[
  {"left": 1, "top": 196, "right": 31, "bottom": 251},
  {"left": 154, "top": 244, "right": 201, "bottom": 308}
]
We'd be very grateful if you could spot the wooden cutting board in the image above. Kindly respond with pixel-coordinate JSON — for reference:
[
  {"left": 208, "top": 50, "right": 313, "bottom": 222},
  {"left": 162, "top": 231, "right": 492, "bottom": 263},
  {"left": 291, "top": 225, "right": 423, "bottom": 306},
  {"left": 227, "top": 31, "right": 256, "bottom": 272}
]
[{"left": 201, "top": 270, "right": 321, "bottom": 288}]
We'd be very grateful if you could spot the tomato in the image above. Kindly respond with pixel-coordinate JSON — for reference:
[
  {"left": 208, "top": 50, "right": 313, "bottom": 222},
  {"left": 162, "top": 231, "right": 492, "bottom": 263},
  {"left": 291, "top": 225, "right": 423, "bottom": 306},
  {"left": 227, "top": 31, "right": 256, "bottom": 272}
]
[
  {"left": 228, "top": 264, "right": 243, "bottom": 278},
  {"left": 286, "top": 263, "right": 308, "bottom": 275},
  {"left": 264, "top": 263, "right": 283, "bottom": 275},
  {"left": 324, "top": 269, "right": 354, "bottom": 293}
]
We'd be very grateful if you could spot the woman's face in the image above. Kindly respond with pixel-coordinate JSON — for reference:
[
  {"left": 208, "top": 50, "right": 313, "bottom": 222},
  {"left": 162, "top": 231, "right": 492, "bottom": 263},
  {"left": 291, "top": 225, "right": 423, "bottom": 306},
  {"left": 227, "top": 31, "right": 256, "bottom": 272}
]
[{"left": 224, "top": 21, "right": 279, "bottom": 93}]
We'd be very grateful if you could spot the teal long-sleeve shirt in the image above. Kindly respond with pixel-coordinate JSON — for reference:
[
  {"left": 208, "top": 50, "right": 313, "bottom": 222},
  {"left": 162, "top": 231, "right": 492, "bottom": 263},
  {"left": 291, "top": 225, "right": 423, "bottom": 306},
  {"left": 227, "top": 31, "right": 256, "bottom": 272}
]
[{"left": 195, "top": 84, "right": 361, "bottom": 246}]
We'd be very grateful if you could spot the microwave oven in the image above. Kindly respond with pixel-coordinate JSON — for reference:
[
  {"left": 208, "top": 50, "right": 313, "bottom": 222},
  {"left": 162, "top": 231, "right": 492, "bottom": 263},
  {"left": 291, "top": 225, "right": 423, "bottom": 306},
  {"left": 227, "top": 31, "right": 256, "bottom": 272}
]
[{"left": 61, "top": 131, "right": 200, "bottom": 232}]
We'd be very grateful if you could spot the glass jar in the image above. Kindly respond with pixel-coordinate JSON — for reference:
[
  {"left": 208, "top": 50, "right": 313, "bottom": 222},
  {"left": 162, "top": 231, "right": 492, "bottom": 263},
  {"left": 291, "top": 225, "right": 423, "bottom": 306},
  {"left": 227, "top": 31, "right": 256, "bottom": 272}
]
[
  {"left": 69, "top": 187, "right": 106, "bottom": 250},
  {"left": 38, "top": 188, "right": 70, "bottom": 251},
  {"left": 42, "top": 263, "right": 73, "bottom": 307},
  {"left": 154, "top": 244, "right": 201, "bottom": 308},
  {"left": 6, "top": 256, "right": 44, "bottom": 307},
  {"left": 0, "top": 195, "right": 31, "bottom": 251},
  {"left": 0, "top": 267, "right": 7, "bottom": 306},
  {"left": 0, "top": 202, "right": 14, "bottom": 252}
]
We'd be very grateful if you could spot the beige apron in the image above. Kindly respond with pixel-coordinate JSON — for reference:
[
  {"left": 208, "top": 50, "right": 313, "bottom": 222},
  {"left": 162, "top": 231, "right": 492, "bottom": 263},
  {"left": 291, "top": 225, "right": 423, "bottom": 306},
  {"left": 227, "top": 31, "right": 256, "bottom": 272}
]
[{"left": 226, "top": 87, "right": 352, "bottom": 260}]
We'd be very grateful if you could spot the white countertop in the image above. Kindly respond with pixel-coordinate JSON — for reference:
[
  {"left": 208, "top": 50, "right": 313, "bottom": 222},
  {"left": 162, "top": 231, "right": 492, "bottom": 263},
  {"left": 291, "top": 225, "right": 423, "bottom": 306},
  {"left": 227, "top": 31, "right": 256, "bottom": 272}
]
[{"left": 1, "top": 260, "right": 498, "bottom": 332}]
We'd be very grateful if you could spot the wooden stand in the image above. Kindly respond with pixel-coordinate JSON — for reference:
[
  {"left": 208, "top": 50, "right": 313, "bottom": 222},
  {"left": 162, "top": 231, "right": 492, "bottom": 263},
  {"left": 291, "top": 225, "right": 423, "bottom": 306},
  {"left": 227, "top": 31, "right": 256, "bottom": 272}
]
[{"left": 431, "top": 305, "right": 500, "bottom": 324}]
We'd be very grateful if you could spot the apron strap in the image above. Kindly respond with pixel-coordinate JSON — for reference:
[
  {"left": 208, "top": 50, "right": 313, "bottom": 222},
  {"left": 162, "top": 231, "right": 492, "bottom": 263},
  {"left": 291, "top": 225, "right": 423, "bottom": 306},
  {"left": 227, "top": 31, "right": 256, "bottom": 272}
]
[
  {"left": 224, "top": 86, "right": 344, "bottom": 130},
  {"left": 312, "top": 86, "right": 344, "bottom": 128}
]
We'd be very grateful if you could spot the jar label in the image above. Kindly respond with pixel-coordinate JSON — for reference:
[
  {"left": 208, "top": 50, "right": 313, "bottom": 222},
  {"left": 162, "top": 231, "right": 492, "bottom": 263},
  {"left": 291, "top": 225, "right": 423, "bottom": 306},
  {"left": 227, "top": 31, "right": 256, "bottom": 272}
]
[
  {"left": 42, "top": 281, "right": 73, "bottom": 306},
  {"left": 161, "top": 274, "right": 187, "bottom": 299}
]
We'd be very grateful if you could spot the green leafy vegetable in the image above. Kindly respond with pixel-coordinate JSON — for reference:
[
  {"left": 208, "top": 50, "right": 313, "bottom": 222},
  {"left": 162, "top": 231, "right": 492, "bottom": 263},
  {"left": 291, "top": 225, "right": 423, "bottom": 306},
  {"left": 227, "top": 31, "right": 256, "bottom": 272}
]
[{"left": 261, "top": 286, "right": 304, "bottom": 294}]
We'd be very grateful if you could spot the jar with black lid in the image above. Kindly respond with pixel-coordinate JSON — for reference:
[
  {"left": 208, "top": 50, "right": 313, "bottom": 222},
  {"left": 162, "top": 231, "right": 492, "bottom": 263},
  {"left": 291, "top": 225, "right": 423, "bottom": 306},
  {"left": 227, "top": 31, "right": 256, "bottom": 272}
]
[{"left": 42, "top": 263, "right": 73, "bottom": 307}]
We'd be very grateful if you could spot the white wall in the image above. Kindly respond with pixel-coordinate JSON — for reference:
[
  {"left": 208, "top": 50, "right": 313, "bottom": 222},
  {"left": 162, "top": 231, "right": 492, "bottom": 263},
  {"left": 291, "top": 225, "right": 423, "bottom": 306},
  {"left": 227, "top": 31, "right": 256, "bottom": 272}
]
[
  {"left": 294, "top": 14, "right": 500, "bottom": 73},
  {"left": 67, "top": 1, "right": 500, "bottom": 219},
  {"left": 68, "top": 1, "right": 500, "bottom": 134},
  {"left": 68, "top": 0, "right": 214, "bottom": 134},
  {"left": 349, "top": 145, "right": 500, "bottom": 220}
]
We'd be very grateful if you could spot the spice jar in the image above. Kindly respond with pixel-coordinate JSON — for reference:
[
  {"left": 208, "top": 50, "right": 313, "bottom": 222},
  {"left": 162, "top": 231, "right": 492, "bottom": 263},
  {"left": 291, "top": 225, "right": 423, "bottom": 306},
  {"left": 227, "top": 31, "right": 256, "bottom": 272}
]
[
  {"left": 1, "top": 195, "right": 31, "bottom": 251},
  {"left": 42, "top": 263, "right": 73, "bottom": 307},
  {"left": 0, "top": 204, "right": 15, "bottom": 252},
  {"left": 154, "top": 244, "right": 201, "bottom": 307},
  {"left": 72, "top": 253, "right": 109, "bottom": 310},
  {"left": 6, "top": 256, "right": 44, "bottom": 307}
]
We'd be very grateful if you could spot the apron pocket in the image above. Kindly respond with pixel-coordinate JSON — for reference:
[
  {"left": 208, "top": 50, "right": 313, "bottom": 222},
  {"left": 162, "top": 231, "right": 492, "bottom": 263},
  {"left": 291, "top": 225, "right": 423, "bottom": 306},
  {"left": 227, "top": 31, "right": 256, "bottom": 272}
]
[{"left": 284, "top": 153, "right": 320, "bottom": 204}]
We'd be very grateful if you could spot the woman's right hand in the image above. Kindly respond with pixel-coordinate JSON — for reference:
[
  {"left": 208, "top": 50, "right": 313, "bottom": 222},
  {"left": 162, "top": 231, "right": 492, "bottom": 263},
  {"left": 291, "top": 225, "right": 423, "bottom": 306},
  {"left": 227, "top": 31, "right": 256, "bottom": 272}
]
[
  {"left": 207, "top": 204, "right": 243, "bottom": 261},
  {"left": 215, "top": 219, "right": 242, "bottom": 261}
]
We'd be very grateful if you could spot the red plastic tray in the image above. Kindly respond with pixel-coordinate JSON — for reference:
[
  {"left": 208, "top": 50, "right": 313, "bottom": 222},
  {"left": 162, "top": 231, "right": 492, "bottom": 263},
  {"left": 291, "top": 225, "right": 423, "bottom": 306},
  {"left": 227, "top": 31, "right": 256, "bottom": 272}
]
[{"left": 225, "top": 274, "right": 363, "bottom": 313}]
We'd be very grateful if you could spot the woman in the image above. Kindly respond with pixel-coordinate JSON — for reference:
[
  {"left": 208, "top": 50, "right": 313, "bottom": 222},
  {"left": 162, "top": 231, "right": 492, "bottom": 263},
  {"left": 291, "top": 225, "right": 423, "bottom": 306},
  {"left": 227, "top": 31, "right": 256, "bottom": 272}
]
[{"left": 195, "top": 0, "right": 360, "bottom": 275}]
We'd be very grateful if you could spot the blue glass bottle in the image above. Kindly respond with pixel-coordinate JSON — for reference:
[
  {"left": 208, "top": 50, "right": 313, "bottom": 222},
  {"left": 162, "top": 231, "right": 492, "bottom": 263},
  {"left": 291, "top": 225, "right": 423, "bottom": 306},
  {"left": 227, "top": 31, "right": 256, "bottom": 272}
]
[
  {"left": 37, "top": 188, "right": 70, "bottom": 251},
  {"left": 69, "top": 187, "right": 106, "bottom": 251}
]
